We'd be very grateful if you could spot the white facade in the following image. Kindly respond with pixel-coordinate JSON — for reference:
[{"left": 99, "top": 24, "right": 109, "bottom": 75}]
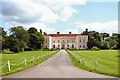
[{"left": 44, "top": 32, "right": 88, "bottom": 49}]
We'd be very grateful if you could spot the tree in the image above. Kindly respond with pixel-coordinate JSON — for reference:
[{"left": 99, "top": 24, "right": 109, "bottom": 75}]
[
  {"left": 100, "top": 33, "right": 110, "bottom": 40},
  {"left": 5, "top": 35, "right": 20, "bottom": 53},
  {"left": 10, "top": 26, "right": 29, "bottom": 42},
  {"left": 27, "top": 27, "right": 44, "bottom": 50},
  {"left": 87, "top": 31, "right": 101, "bottom": 49},
  {"left": 0, "top": 27, "right": 7, "bottom": 50},
  {"left": 105, "top": 36, "right": 118, "bottom": 49},
  {"left": 7, "top": 26, "right": 29, "bottom": 52},
  {"left": 27, "top": 27, "right": 37, "bottom": 34},
  {"left": 118, "top": 34, "right": 120, "bottom": 49},
  {"left": 40, "top": 29, "right": 42, "bottom": 34},
  {"left": 100, "top": 41, "right": 109, "bottom": 49}
]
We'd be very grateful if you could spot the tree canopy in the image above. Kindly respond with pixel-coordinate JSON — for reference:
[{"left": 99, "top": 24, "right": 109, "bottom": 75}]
[
  {"left": 1, "top": 26, "right": 44, "bottom": 53},
  {"left": 1, "top": 26, "right": 119, "bottom": 53}
]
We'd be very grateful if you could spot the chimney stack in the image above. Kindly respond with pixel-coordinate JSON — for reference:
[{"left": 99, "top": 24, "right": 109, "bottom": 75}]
[
  {"left": 69, "top": 32, "right": 72, "bottom": 34},
  {"left": 86, "top": 28, "right": 88, "bottom": 33},
  {"left": 57, "top": 32, "right": 60, "bottom": 34}
]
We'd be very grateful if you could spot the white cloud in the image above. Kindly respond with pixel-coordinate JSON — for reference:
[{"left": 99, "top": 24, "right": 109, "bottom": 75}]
[
  {"left": 73, "top": 21, "right": 118, "bottom": 34},
  {"left": 1, "top": 0, "right": 86, "bottom": 24},
  {"left": 59, "top": 6, "right": 77, "bottom": 21},
  {"left": 87, "top": 0, "right": 119, "bottom": 2},
  {"left": 1, "top": 0, "right": 86, "bottom": 33},
  {"left": 8, "top": 22, "right": 55, "bottom": 33},
  {"left": 27, "top": 23, "right": 55, "bottom": 33}
]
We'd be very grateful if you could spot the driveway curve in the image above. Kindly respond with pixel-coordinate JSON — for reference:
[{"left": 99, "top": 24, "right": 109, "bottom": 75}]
[{"left": 5, "top": 50, "right": 115, "bottom": 78}]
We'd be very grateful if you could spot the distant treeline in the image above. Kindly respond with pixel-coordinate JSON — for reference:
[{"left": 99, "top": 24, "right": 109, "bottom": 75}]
[
  {"left": 87, "top": 31, "right": 119, "bottom": 50},
  {"left": 1, "top": 26, "right": 44, "bottom": 53},
  {"left": 0, "top": 26, "right": 120, "bottom": 53}
]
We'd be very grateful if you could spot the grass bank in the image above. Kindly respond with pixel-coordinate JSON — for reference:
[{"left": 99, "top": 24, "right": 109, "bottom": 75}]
[
  {"left": 67, "top": 50, "right": 119, "bottom": 77},
  {"left": 0, "top": 50, "right": 58, "bottom": 76}
]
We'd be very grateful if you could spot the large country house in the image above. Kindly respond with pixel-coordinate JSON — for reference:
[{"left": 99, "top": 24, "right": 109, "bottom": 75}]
[{"left": 43, "top": 29, "right": 88, "bottom": 49}]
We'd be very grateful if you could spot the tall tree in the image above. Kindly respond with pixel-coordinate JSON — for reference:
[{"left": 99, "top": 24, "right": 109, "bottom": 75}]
[
  {"left": 5, "top": 35, "right": 21, "bottom": 53},
  {"left": 105, "top": 34, "right": 118, "bottom": 49},
  {"left": 27, "top": 27, "right": 44, "bottom": 50},
  {"left": 100, "top": 33, "right": 110, "bottom": 40},
  {"left": 7, "top": 26, "right": 29, "bottom": 52},
  {"left": 87, "top": 31, "right": 101, "bottom": 49},
  {"left": 118, "top": 34, "right": 120, "bottom": 49},
  {"left": 27, "top": 27, "right": 37, "bottom": 34},
  {"left": 40, "top": 29, "right": 42, "bottom": 35},
  {"left": 0, "top": 27, "right": 7, "bottom": 50}
]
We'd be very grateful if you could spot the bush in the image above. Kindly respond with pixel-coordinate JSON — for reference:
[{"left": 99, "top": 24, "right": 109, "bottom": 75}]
[
  {"left": 24, "top": 48, "right": 33, "bottom": 51},
  {"left": 91, "top": 46, "right": 100, "bottom": 51},
  {"left": 2, "top": 49, "right": 13, "bottom": 54}
]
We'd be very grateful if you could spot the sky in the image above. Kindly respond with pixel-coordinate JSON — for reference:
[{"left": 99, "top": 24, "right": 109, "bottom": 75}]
[{"left": 0, "top": 0, "right": 119, "bottom": 35}]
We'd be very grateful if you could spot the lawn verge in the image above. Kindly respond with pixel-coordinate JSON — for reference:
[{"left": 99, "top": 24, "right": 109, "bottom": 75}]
[
  {"left": 67, "top": 50, "right": 119, "bottom": 77},
  {"left": 1, "top": 50, "right": 59, "bottom": 76}
]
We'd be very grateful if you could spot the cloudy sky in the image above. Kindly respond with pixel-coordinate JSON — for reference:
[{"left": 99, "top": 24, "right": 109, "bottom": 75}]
[{"left": 0, "top": 0, "right": 119, "bottom": 35}]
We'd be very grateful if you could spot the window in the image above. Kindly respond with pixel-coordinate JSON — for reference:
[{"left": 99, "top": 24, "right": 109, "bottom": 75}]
[
  {"left": 83, "top": 39, "right": 85, "bottom": 42},
  {"left": 53, "top": 45, "right": 55, "bottom": 49},
  {"left": 62, "top": 40, "right": 65, "bottom": 43},
  {"left": 80, "top": 45, "right": 81, "bottom": 48},
  {"left": 58, "top": 45, "right": 60, "bottom": 48},
  {"left": 54, "top": 40, "right": 55, "bottom": 43},
  {"left": 58, "top": 40, "right": 60, "bottom": 43},
  {"left": 83, "top": 45, "right": 85, "bottom": 48},
  {"left": 67, "top": 44, "right": 69, "bottom": 48},
  {"left": 67, "top": 40, "right": 69, "bottom": 43},
  {"left": 80, "top": 39, "right": 81, "bottom": 42},
  {"left": 72, "top": 39, "right": 74, "bottom": 43},
  {"left": 72, "top": 44, "right": 74, "bottom": 49}
]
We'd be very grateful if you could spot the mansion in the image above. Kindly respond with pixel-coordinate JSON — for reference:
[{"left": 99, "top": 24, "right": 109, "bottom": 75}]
[{"left": 43, "top": 29, "right": 88, "bottom": 49}]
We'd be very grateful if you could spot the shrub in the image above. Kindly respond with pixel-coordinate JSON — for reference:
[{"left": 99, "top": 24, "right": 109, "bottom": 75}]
[
  {"left": 24, "top": 48, "right": 33, "bottom": 51},
  {"left": 3, "top": 49, "right": 13, "bottom": 54},
  {"left": 91, "top": 46, "right": 100, "bottom": 51}
]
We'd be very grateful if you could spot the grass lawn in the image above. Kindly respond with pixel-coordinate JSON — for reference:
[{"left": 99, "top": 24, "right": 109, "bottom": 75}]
[
  {"left": 0, "top": 50, "right": 58, "bottom": 76},
  {"left": 68, "top": 50, "right": 119, "bottom": 77}
]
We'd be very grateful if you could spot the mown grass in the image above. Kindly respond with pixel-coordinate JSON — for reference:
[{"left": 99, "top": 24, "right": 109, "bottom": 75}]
[
  {"left": 0, "top": 50, "right": 58, "bottom": 76},
  {"left": 67, "top": 50, "right": 119, "bottom": 77}
]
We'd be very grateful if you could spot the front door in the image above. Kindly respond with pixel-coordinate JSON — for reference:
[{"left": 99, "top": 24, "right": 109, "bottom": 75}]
[{"left": 61, "top": 44, "right": 65, "bottom": 49}]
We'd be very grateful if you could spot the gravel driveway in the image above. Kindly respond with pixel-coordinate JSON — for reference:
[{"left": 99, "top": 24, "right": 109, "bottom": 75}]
[{"left": 4, "top": 50, "right": 115, "bottom": 78}]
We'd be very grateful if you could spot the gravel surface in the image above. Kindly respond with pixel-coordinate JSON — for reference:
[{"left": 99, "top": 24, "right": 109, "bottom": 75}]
[{"left": 4, "top": 50, "right": 115, "bottom": 78}]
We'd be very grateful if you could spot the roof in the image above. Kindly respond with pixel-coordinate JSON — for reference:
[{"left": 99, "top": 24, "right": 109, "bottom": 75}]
[
  {"left": 43, "top": 32, "right": 81, "bottom": 37},
  {"left": 49, "top": 34, "right": 81, "bottom": 37}
]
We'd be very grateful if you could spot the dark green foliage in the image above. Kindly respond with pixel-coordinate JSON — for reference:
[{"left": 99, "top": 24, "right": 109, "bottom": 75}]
[
  {"left": 10, "top": 26, "right": 29, "bottom": 42},
  {"left": 118, "top": 34, "right": 120, "bottom": 49},
  {"left": 100, "top": 41, "right": 109, "bottom": 49},
  {"left": 27, "top": 27, "right": 37, "bottom": 34},
  {"left": 2, "top": 26, "right": 44, "bottom": 52},
  {"left": 105, "top": 34, "right": 119, "bottom": 49},
  {"left": 2, "top": 26, "right": 119, "bottom": 52},
  {"left": 0, "top": 27, "right": 7, "bottom": 50},
  {"left": 87, "top": 31, "right": 119, "bottom": 50},
  {"left": 87, "top": 31, "right": 101, "bottom": 49},
  {"left": 27, "top": 27, "right": 44, "bottom": 50},
  {"left": 100, "top": 33, "right": 109, "bottom": 40},
  {"left": 4, "top": 35, "right": 20, "bottom": 53},
  {"left": 40, "top": 29, "right": 42, "bottom": 34},
  {"left": 8, "top": 26, "right": 29, "bottom": 52}
]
